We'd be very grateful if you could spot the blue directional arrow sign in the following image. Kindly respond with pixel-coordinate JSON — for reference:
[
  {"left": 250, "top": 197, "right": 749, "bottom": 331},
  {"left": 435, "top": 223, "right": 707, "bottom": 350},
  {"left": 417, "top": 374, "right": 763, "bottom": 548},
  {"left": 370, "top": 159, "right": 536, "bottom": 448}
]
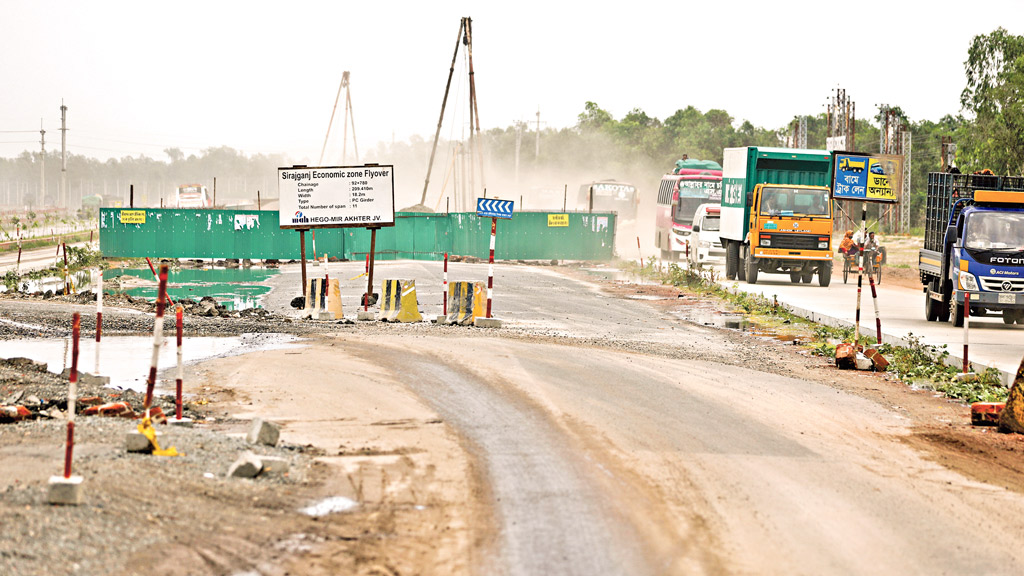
[{"left": 476, "top": 198, "right": 514, "bottom": 219}]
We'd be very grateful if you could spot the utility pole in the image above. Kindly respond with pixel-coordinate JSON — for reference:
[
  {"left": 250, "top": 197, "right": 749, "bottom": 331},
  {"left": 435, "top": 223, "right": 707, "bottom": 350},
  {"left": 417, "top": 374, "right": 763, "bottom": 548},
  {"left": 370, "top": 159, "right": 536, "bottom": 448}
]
[
  {"left": 798, "top": 116, "right": 807, "bottom": 149},
  {"left": 320, "top": 71, "right": 359, "bottom": 166},
  {"left": 39, "top": 119, "right": 46, "bottom": 206},
  {"left": 422, "top": 17, "right": 486, "bottom": 207},
  {"left": 60, "top": 100, "right": 68, "bottom": 209},
  {"left": 941, "top": 136, "right": 957, "bottom": 171},
  {"left": 535, "top": 106, "right": 541, "bottom": 159},
  {"left": 900, "top": 128, "right": 911, "bottom": 234},
  {"left": 826, "top": 87, "right": 855, "bottom": 152}
]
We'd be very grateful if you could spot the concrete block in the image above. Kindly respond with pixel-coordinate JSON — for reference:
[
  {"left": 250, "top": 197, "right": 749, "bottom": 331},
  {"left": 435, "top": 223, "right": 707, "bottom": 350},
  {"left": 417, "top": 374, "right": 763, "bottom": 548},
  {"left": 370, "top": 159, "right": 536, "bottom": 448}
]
[
  {"left": 258, "top": 456, "right": 291, "bottom": 478},
  {"left": 317, "top": 311, "right": 334, "bottom": 321},
  {"left": 835, "top": 343, "right": 856, "bottom": 370},
  {"left": 971, "top": 402, "right": 1005, "bottom": 426},
  {"left": 473, "top": 317, "right": 503, "bottom": 329},
  {"left": 434, "top": 315, "right": 447, "bottom": 325},
  {"left": 47, "top": 475, "right": 84, "bottom": 506},
  {"left": 125, "top": 431, "right": 158, "bottom": 453},
  {"left": 228, "top": 453, "right": 263, "bottom": 478},
  {"left": 357, "top": 310, "right": 375, "bottom": 321},
  {"left": 864, "top": 348, "right": 889, "bottom": 372},
  {"left": 167, "top": 417, "right": 194, "bottom": 427},
  {"left": 246, "top": 418, "right": 280, "bottom": 447},
  {"left": 854, "top": 353, "right": 873, "bottom": 371}
]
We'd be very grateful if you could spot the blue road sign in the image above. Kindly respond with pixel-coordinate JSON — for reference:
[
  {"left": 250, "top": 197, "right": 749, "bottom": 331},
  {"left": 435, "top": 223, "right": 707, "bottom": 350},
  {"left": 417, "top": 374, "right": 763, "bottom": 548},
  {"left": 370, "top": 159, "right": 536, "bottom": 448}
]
[{"left": 476, "top": 198, "right": 514, "bottom": 219}]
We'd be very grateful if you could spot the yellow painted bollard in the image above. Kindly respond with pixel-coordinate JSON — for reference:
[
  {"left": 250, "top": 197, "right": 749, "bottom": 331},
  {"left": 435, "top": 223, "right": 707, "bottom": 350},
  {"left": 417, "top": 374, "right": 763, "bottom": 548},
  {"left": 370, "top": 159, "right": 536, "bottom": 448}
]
[
  {"left": 378, "top": 279, "right": 422, "bottom": 322},
  {"left": 445, "top": 282, "right": 476, "bottom": 325},
  {"left": 304, "top": 278, "right": 343, "bottom": 320}
]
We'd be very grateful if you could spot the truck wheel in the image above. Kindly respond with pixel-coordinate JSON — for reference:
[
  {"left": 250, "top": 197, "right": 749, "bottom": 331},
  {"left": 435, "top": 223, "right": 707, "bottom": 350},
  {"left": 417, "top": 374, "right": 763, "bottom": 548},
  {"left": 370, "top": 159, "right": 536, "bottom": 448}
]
[
  {"left": 818, "top": 262, "right": 832, "bottom": 287},
  {"left": 737, "top": 246, "right": 747, "bottom": 282},
  {"left": 745, "top": 255, "right": 759, "bottom": 284},
  {"left": 1003, "top": 311, "right": 1015, "bottom": 325},
  {"left": 725, "top": 242, "right": 738, "bottom": 280},
  {"left": 790, "top": 271, "right": 801, "bottom": 283},
  {"left": 950, "top": 297, "right": 965, "bottom": 327},
  {"left": 925, "top": 290, "right": 940, "bottom": 322},
  {"left": 801, "top": 269, "right": 814, "bottom": 283}
]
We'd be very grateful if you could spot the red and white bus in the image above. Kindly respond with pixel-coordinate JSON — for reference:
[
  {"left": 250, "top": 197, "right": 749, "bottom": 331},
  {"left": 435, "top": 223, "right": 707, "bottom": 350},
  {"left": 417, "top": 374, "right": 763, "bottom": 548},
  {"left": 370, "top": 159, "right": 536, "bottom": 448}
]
[
  {"left": 654, "top": 165, "right": 722, "bottom": 260},
  {"left": 175, "top": 184, "right": 211, "bottom": 208}
]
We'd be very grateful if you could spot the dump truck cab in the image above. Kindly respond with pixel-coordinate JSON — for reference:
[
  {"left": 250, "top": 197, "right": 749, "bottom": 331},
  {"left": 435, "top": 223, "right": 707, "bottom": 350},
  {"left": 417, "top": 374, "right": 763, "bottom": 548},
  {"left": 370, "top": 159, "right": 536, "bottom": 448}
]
[{"left": 745, "top": 183, "right": 834, "bottom": 284}]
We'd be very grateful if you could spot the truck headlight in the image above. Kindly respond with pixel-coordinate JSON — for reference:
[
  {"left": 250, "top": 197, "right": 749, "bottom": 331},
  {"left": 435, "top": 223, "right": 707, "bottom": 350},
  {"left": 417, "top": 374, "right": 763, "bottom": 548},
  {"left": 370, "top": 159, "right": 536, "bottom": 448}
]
[
  {"left": 818, "top": 241, "right": 829, "bottom": 249},
  {"left": 760, "top": 238, "right": 771, "bottom": 247},
  {"left": 699, "top": 241, "right": 711, "bottom": 248},
  {"left": 959, "top": 271, "right": 979, "bottom": 291}
]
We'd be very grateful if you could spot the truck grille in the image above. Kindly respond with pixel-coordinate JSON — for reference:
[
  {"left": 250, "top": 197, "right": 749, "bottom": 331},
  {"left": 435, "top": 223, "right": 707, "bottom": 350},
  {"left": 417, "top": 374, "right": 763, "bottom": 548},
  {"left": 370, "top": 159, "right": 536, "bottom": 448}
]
[
  {"left": 980, "top": 277, "right": 1024, "bottom": 292},
  {"left": 764, "top": 233, "right": 822, "bottom": 250}
]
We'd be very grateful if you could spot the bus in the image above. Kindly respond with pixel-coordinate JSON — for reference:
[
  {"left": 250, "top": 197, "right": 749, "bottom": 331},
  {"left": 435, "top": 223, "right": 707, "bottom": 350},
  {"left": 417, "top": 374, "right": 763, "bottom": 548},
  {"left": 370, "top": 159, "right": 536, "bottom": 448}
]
[
  {"left": 175, "top": 184, "right": 211, "bottom": 208},
  {"left": 654, "top": 161, "right": 722, "bottom": 260},
  {"left": 576, "top": 180, "right": 639, "bottom": 220}
]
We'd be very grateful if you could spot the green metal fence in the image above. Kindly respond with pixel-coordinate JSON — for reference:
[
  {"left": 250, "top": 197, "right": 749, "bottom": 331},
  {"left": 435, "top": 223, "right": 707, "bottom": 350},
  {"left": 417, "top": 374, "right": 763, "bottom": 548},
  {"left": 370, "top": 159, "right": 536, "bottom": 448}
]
[{"left": 100, "top": 209, "right": 616, "bottom": 261}]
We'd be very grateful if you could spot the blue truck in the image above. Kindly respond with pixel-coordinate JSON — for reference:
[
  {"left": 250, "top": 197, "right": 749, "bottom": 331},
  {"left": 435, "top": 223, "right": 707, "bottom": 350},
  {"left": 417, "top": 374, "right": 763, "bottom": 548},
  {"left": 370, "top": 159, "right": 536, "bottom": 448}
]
[{"left": 919, "top": 172, "right": 1024, "bottom": 326}]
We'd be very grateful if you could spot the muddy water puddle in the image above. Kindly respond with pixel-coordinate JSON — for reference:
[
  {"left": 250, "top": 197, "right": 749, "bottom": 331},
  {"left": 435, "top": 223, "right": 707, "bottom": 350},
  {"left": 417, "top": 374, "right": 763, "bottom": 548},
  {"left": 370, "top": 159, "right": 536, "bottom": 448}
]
[
  {"left": 0, "top": 333, "right": 303, "bottom": 393},
  {"left": 104, "top": 267, "right": 278, "bottom": 311}
]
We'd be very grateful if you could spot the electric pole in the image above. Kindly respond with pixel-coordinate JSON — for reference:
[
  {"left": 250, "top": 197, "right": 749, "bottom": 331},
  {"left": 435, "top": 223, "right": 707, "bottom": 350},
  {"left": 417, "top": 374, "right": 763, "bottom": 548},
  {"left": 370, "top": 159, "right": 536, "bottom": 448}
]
[
  {"left": 535, "top": 106, "right": 541, "bottom": 159},
  {"left": 60, "top": 101, "right": 68, "bottom": 209},
  {"left": 826, "top": 87, "right": 855, "bottom": 151},
  {"left": 900, "top": 128, "right": 911, "bottom": 234},
  {"left": 941, "top": 136, "right": 957, "bottom": 171},
  {"left": 39, "top": 119, "right": 46, "bottom": 206}
]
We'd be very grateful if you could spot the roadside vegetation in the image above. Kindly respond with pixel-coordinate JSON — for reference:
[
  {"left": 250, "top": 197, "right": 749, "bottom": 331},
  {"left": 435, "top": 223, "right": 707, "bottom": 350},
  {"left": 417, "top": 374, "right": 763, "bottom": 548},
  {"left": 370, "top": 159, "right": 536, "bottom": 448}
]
[
  {"left": 2, "top": 245, "right": 105, "bottom": 293},
  {"left": 623, "top": 258, "right": 1008, "bottom": 404}
]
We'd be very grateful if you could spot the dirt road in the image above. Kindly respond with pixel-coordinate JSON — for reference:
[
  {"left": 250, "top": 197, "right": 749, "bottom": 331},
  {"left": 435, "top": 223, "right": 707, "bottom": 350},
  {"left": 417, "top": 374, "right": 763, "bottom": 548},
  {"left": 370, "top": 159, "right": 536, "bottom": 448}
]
[{"left": 5, "top": 261, "right": 1024, "bottom": 575}]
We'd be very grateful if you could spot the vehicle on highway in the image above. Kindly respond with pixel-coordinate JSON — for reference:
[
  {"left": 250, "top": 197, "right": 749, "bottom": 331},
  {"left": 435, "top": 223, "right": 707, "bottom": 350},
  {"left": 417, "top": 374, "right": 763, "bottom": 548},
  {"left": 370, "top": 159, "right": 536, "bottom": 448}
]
[
  {"left": 688, "top": 203, "right": 724, "bottom": 265},
  {"left": 720, "top": 147, "right": 835, "bottom": 286},
  {"left": 654, "top": 159, "right": 722, "bottom": 260},
  {"left": 175, "top": 184, "right": 211, "bottom": 208},
  {"left": 919, "top": 172, "right": 1024, "bottom": 326},
  {"left": 576, "top": 181, "right": 638, "bottom": 220}
]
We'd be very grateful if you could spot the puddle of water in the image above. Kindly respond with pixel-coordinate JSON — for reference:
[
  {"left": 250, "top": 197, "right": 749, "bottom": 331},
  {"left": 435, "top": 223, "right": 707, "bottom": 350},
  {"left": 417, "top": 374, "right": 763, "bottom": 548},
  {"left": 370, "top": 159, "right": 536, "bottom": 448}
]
[
  {"left": 300, "top": 496, "right": 359, "bottom": 516},
  {"left": 626, "top": 294, "right": 673, "bottom": 301},
  {"left": 0, "top": 333, "right": 303, "bottom": 392},
  {"left": 104, "top": 267, "right": 278, "bottom": 311},
  {"left": 0, "top": 270, "right": 93, "bottom": 295}
]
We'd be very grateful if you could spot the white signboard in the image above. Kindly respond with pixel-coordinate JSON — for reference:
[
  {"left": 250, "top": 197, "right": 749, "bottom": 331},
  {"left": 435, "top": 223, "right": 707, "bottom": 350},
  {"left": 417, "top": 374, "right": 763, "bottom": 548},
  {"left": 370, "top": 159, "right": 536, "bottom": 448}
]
[
  {"left": 826, "top": 136, "right": 847, "bottom": 152},
  {"left": 278, "top": 165, "right": 395, "bottom": 229}
]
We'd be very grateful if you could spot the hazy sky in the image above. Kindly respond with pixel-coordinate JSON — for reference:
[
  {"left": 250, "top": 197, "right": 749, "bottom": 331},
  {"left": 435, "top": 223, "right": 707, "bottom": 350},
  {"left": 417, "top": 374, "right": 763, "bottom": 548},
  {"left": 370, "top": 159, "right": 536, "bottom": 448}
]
[{"left": 0, "top": 0, "right": 1016, "bottom": 163}]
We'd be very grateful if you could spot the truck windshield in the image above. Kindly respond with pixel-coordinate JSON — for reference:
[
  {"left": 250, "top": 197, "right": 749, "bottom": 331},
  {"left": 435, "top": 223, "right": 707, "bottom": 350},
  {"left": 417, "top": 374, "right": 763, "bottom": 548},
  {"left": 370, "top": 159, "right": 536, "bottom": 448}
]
[
  {"left": 702, "top": 215, "right": 721, "bottom": 231},
  {"left": 759, "top": 187, "right": 829, "bottom": 217},
  {"left": 965, "top": 212, "right": 1024, "bottom": 250}
]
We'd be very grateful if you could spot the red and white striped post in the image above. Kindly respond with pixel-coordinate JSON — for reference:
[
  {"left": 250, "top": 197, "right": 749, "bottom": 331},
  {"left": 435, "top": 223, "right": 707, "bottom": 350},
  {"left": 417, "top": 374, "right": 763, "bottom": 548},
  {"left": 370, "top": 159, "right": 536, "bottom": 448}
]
[
  {"left": 175, "top": 305, "right": 184, "bottom": 420},
  {"left": 65, "top": 313, "right": 81, "bottom": 478},
  {"left": 963, "top": 294, "right": 971, "bottom": 373},
  {"left": 144, "top": 265, "right": 170, "bottom": 414},
  {"left": 853, "top": 206, "right": 867, "bottom": 348},
  {"left": 443, "top": 252, "right": 449, "bottom": 316},
  {"left": 487, "top": 218, "right": 496, "bottom": 318},
  {"left": 95, "top": 268, "right": 103, "bottom": 374},
  {"left": 637, "top": 236, "right": 644, "bottom": 269},
  {"left": 363, "top": 253, "right": 370, "bottom": 312},
  {"left": 868, "top": 270, "right": 882, "bottom": 344},
  {"left": 146, "top": 257, "right": 174, "bottom": 306}
]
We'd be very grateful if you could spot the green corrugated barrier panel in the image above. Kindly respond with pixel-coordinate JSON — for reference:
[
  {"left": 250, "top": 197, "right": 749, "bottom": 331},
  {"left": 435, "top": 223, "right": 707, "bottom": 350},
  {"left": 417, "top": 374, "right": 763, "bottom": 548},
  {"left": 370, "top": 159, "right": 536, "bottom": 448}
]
[{"left": 100, "top": 209, "right": 616, "bottom": 261}]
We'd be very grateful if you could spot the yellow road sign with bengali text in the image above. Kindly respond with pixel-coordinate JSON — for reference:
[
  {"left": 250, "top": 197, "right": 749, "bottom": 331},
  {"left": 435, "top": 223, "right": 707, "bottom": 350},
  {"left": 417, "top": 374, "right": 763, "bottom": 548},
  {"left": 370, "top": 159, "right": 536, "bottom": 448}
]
[
  {"left": 119, "top": 210, "right": 146, "bottom": 224},
  {"left": 547, "top": 214, "right": 569, "bottom": 227}
]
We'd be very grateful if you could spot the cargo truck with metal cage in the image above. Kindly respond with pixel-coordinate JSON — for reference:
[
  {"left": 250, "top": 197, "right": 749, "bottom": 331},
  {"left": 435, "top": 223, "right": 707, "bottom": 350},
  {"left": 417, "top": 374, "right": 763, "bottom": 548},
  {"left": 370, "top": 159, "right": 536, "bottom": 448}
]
[
  {"left": 919, "top": 172, "right": 1024, "bottom": 326},
  {"left": 719, "top": 147, "right": 835, "bottom": 286}
]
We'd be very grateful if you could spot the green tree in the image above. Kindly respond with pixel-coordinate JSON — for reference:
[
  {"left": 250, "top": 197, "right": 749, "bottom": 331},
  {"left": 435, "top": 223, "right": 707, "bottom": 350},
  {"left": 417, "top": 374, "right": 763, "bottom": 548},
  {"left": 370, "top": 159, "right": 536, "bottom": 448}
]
[{"left": 959, "top": 27, "right": 1024, "bottom": 174}]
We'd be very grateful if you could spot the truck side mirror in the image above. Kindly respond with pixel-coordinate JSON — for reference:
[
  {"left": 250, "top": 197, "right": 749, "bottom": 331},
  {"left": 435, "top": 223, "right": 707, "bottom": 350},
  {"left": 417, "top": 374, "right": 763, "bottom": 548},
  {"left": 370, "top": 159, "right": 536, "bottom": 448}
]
[
  {"left": 693, "top": 224, "right": 701, "bottom": 232},
  {"left": 943, "top": 225, "right": 957, "bottom": 246}
]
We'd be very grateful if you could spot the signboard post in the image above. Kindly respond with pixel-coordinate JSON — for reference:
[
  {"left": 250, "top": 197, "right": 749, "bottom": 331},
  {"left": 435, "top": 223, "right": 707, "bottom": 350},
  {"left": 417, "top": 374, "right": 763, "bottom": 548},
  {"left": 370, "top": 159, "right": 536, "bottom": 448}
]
[
  {"left": 475, "top": 198, "right": 513, "bottom": 326},
  {"left": 830, "top": 152, "right": 901, "bottom": 348},
  {"left": 278, "top": 165, "right": 395, "bottom": 309}
]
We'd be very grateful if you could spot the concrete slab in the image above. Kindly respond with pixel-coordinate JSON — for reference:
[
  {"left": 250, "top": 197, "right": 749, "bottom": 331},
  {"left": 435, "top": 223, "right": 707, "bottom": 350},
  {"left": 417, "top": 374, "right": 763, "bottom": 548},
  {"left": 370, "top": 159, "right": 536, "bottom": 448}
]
[
  {"left": 246, "top": 417, "right": 280, "bottom": 447},
  {"left": 228, "top": 453, "right": 263, "bottom": 478},
  {"left": 125, "top": 431, "right": 158, "bottom": 453},
  {"left": 167, "top": 417, "right": 194, "bottom": 427},
  {"left": 259, "top": 456, "right": 291, "bottom": 478},
  {"left": 357, "top": 310, "right": 375, "bottom": 322},
  {"left": 473, "top": 317, "right": 503, "bottom": 328},
  {"left": 435, "top": 315, "right": 447, "bottom": 325},
  {"left": 47, "top": 475, "right": 83, "bottom": 505}
]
